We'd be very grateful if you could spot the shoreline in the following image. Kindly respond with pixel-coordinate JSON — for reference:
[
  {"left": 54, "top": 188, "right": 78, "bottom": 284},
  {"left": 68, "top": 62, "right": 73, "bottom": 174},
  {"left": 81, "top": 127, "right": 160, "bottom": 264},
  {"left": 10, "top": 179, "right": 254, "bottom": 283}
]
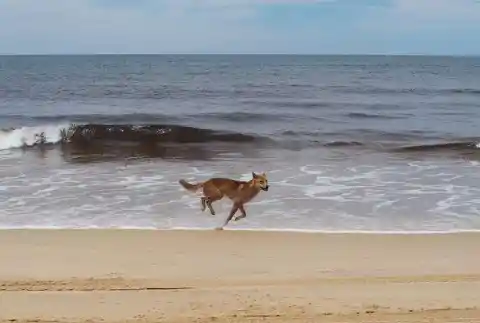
[
  {"left": 1, "top": 228, "right": 479, "bottom": 322},
  {"left": 1, "top": 226, "right": 480, "bottom": 235}
]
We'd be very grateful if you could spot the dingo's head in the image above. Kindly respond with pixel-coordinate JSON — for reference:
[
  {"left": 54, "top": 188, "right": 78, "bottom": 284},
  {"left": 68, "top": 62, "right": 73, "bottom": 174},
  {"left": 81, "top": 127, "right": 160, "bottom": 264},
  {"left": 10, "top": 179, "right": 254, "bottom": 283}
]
[{"left": 252, "top": 172, "right": 269, "bottom": 191}]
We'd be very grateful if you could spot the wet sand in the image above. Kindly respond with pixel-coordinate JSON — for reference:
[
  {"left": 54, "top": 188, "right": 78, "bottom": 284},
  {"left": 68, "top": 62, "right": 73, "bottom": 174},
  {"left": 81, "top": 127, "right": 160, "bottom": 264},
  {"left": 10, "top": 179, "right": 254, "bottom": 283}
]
[{"left": 0, "top": 229, "right": 479, "bottom": 322}]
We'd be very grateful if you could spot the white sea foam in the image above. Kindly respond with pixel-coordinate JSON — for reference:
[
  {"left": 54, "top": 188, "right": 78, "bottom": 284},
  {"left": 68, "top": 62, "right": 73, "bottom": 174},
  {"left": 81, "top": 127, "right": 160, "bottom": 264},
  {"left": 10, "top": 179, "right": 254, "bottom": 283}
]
[
  {"left": 0, "top": 123, "right": 70, "bottom": 150},
  {"left": 0, "top": 149, "right": 479, "bottom": 232}
]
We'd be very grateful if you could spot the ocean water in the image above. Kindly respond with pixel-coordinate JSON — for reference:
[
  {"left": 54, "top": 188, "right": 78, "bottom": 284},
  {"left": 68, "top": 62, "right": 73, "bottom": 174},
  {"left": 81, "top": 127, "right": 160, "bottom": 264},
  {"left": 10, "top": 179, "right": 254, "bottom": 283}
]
[{"left": 0, "top": 54, "right": 479, "bottom": 232}]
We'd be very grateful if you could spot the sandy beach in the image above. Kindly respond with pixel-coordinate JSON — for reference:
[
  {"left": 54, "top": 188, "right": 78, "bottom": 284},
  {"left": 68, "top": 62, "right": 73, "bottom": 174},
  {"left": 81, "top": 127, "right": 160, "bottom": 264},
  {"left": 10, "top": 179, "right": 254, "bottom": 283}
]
[{"left": 0, "top": 229, "right": 479, "bottom": 322}]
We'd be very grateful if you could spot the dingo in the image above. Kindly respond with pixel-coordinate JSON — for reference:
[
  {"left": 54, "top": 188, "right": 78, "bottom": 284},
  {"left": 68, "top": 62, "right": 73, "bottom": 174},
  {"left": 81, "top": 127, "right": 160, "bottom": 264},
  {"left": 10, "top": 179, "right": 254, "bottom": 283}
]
[{"left": 179, "top": 172, "right": 269, "bottom": 229}]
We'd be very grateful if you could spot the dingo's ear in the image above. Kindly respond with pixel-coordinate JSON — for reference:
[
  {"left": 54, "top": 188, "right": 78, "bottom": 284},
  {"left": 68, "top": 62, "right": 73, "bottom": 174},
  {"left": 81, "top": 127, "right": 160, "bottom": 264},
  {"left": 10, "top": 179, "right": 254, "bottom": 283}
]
[{"left": 252, "top": 172, "right": 257, "bottom": 178}]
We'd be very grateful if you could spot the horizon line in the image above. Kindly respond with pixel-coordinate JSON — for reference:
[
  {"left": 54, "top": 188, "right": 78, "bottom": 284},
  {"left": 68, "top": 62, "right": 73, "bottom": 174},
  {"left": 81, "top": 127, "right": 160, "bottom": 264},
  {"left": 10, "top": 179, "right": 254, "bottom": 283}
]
[{"left": 1, "top": 53, "right": 479, "bottom": 58}]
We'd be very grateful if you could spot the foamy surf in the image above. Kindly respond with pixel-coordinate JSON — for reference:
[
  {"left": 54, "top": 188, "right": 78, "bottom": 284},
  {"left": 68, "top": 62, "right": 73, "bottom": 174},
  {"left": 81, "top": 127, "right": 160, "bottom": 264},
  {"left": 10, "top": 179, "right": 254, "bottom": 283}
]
[{"left": 0, "top": 123, "right": 71, "bottom": 150}]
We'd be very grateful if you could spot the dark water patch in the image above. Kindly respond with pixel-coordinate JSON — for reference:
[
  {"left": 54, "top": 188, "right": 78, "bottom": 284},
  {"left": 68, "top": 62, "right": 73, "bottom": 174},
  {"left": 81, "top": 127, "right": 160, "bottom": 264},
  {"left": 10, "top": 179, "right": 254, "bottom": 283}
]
[
  {"left": 240, "top": 99, "right": 332, "bottom": 109},
  {"left": 323, "top": 141, "right": 364, "bottom": 147},
  {"left": 346, "top": 112, "right": 406, "bottom": 120},
  {"left": 330, "top": 86, "right": 480, "bottom": 96},
  {"left": 282, "top": 130, "right": 317, "bottom": 137},
  {"left": 448, "top": 88, "right": 480, "bottom": 95},
  {"left": 432, "top": 110, "right": 478, "bottom": 116},
  {"left": 352, "top": 103, "right": 412, "bottom": 113}
]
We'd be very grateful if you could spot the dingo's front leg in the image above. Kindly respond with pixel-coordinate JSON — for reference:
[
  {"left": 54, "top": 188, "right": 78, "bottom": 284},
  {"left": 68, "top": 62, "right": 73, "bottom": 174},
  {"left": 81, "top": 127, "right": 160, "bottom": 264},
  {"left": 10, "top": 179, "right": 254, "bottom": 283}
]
[
  {"left": 217, "top": 203, "right": 239, "bottom": 230},
  {"left": 234, "top": 204, "right": 247, "bottom": 221}
]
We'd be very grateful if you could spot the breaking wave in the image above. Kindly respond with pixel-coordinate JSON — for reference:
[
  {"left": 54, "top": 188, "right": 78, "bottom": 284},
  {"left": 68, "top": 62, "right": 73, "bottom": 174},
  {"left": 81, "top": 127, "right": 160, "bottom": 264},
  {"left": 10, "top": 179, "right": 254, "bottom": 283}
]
[
  {"left": 0, "top": 123, "right": 261, "bottom": 151},
  {"left": 0, "top": 124, "right": 70, "bottom": 150},
  {"left": 1, "top": 123, "right": 479, "bottom": 162}
]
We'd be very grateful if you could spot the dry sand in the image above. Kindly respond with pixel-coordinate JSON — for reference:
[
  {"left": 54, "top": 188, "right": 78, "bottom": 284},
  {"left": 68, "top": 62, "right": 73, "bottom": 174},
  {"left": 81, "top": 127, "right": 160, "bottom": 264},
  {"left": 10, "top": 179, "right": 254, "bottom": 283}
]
[{"left": 0, "top": 229, "right": 479, "bottom": 322}]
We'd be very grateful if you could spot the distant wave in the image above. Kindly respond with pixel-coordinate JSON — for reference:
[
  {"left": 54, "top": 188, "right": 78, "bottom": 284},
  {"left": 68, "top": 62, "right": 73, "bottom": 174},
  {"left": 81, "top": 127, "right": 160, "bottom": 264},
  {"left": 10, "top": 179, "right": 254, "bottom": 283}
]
[
  {"left": 346, "top": 112, "right": 405, "bottom": 120},
  {"left": 192, "top": 111, "right": 296, "bottom": 122},
  {"left": 395, "top": 141, "right": 480, "bottom": 153},
  {"left": 281, "top": 129, "right": 480, "bottom": 155},
  {"left": 241, "top": 100, "right": 332, "bottom": 109},
  {"left": 331, "top": 86, "right": 480, "bottom": 96},
  {"left": 284, "top": 128, "right": 438, "bottom": 143},
  {"left": 448, "top": 88, "right": 480, "bottom": 94},
  {"left": 4, "top": 112, "right": 296, "bottom": 125},
  {"left": 5, "top": 113, "right": 182, "bottom": 124}
]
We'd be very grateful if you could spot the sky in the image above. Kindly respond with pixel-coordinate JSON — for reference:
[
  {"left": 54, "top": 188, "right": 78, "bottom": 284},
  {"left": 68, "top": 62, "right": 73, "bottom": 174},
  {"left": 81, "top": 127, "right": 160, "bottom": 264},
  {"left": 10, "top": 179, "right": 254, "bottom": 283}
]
[{"left": 0, "top": 0, "right": 479, "bottom": 55}]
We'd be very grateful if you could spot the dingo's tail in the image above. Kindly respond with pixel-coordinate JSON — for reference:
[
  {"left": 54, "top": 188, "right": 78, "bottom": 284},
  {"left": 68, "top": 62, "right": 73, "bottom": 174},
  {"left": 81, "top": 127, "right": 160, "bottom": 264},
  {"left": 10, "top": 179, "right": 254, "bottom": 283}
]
[{"left": 179, "top": 179, "right": 203, "bottom": 192}]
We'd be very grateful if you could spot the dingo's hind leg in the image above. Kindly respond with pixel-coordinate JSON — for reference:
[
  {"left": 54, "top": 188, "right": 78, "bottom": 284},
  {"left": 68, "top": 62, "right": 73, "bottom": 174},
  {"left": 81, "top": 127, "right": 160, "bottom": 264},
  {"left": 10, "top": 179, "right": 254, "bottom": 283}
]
[
  {"left": 200, "top": 196, "right": 215, "bottom": 215},
  {"left": 201, "top": 197, "right": 207, "bottom": 212},
  {"left": 203, "top": 185, "right": 223, "bottom": 216},
  {"left": 205, "top": 197, "right": 220, "bottom": 216}
]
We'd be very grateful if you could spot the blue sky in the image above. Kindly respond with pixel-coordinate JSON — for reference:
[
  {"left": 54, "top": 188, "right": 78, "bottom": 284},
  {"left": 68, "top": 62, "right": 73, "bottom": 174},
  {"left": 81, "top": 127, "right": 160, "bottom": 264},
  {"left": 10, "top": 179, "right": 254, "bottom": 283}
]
[{"left": 0, "top": 0, "right": 479, "bottom": 55}]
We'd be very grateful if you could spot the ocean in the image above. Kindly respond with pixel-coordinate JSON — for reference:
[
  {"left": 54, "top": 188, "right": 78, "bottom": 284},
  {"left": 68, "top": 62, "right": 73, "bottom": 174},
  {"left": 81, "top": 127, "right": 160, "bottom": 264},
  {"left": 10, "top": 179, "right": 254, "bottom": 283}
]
[{"left": 0, "top": 54, "right": 479, "bottom": 232}]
